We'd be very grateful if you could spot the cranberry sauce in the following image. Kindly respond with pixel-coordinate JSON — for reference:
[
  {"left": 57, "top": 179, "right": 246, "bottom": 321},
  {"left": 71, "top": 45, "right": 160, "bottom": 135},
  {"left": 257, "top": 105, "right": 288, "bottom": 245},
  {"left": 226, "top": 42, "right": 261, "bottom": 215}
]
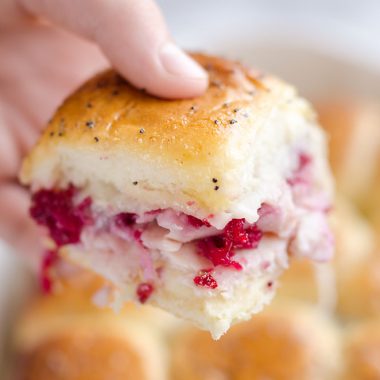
[
  {"left": 193, "top": 269, "right": 218, "bottom": 289},
  {"left": 31, "top": 186, "right": 263, "bottom": 296},
  {"left": 187, "top": 215, "right": 211, "bottom": 228},
  {"left": 114, "top": 212, "right": 137, "bottom": 227},
  {"left": 136, "top": 282, "right": 154, "bottom": 303},
  {"left": 196, "top": 218, "right": 263, "bottom": 271},
  {"left": 40, "top": 250, "right": 59, "bottom": 294},
  {"left": 30, "top": 186, "right": 92, "bottom": 247}
]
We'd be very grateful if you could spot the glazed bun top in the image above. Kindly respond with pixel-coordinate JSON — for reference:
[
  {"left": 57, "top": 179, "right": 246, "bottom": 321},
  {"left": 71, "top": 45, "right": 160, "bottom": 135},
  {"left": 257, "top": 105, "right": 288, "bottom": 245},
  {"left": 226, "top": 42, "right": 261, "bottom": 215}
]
[
  {"left": 20, "top": 53, "right": 330, "bottom": 221},
  {"left": 21, "top": 53, "right": 278, "bottom": 171}
]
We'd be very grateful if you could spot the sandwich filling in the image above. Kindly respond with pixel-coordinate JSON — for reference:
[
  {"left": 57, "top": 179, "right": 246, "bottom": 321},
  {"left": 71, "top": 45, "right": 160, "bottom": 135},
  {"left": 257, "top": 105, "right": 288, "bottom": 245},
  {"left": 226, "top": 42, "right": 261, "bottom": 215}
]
[{"left": 30, "top": 151, "right": 333, "bottom": 304}]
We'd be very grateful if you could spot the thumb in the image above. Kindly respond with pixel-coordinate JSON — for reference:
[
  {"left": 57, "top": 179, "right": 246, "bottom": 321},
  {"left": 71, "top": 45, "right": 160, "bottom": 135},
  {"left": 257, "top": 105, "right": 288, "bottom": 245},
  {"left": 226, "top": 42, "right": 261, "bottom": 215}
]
[{"left": 18, "top": 0, "right": 208, "bottom": 99}]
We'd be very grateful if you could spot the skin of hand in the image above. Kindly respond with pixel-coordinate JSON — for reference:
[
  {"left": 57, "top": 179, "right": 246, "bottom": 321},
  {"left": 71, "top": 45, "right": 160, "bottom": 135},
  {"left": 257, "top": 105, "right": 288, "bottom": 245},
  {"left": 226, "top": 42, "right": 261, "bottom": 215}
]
[{"left": 0, "top": 0, "right": 208, "bottom": 263}]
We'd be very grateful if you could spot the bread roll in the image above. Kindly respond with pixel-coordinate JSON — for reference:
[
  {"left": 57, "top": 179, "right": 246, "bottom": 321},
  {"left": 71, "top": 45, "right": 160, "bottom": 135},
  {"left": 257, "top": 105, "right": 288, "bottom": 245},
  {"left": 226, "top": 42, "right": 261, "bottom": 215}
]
[
  {"left": 337, "top": 251, "right": 380, "bottom": 319},
  {"left": 20, "top": 54, "right": 333, "bottom": 338},
  {"left": 332, "top": 199, "right": 379, "bottom": 319},
  {"left": 362, "top": 159, "right": 380, "bottom": 235},
  {"left": 12, "top": 272, "right": 169, "bottom": 380},
  {"left": 275, "top": 258, "right": 336, "bottom": 312},
  {"left": 316, "top": 99, "right": 380, "bottom": 202},
  {"left": 344, "top": 320, "right": 380, "bottom": 380},
  {"left": 171, "top": 302, "right": 342, "bottom": 380}
]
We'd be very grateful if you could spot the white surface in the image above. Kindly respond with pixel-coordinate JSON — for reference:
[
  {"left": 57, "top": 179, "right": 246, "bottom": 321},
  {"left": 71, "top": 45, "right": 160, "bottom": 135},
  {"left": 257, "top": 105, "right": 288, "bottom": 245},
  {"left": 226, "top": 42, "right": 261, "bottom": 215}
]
[
  {"left": 158, "top": 0, "right": 380, "bottom": 99},
  {"left": 158, "top": 0, "right": 380, "bottom": 68}
]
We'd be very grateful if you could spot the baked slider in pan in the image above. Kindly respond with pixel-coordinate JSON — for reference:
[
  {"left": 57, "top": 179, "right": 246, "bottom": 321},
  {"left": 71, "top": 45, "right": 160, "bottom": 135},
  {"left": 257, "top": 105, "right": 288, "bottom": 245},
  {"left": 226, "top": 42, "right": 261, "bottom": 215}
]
[{"left": 20, "top": 54, "right": 333, "bottom": 338}]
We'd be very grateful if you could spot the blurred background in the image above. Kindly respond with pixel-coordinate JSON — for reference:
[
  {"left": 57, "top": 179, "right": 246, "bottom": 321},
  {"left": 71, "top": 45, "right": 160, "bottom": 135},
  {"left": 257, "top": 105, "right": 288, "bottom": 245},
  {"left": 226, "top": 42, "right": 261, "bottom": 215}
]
[
  {"left": 1, "top": 0, "right": 380, "bottom": 379},
  {"left": 158, "top": 0, "right": 380, "bottom": 99}
]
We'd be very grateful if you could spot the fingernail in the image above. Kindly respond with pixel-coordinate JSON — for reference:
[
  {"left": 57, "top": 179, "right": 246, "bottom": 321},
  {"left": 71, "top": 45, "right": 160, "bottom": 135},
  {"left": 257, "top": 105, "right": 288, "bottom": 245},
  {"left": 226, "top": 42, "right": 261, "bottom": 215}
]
[{"left": 159, "top": 42, "right": 208, "bottom": 80}]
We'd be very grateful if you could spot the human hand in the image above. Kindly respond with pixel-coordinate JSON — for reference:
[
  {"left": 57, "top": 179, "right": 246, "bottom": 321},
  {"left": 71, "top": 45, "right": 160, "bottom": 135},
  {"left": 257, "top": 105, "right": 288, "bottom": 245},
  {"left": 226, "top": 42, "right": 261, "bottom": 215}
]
[{"left": 0, "top": 0, "right": 208, "bottom": 261}]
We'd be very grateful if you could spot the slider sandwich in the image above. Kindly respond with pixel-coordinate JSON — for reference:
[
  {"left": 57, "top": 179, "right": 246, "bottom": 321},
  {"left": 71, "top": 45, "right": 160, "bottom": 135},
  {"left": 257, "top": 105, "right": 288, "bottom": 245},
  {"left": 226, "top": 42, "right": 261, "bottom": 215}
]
[{"left": 20, "top": 54, "right": 333, "bottom": 338}]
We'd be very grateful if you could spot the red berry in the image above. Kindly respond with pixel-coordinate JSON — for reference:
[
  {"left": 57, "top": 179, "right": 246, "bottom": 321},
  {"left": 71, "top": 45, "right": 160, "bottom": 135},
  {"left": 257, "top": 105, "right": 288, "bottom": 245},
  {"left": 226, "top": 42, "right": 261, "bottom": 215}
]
[
  {"left": 242, "top": 225, "right": 263, "bottom": 249},
  {"left": 187, "top": 215, "right": 211, "bottom": 228},
  {"left": 133, "top": 230, "right": 142, "bottom": 241},
  {"left": 136, "top": 283, "right": 154, "bottom": 303},
  {"left": 76, "top": 197, "right": 93, "bottom": 224},
  {"left": 30, "top": 186, "right": 92, "bottom": 247},
  {"left": 194, "top": 269, "right": 218, "bottom": 289},
  {"left": 224, "top": 219, "right": 248, "bottom": 247},
  {"left": 114, "top": 212, "right": 137, "bottom": 227},
  {"left": 196, "top": 218, "right": 262, "bottom": 270},
  {"left": 197, "top": 237, "right": 242, "bottom": 270}
]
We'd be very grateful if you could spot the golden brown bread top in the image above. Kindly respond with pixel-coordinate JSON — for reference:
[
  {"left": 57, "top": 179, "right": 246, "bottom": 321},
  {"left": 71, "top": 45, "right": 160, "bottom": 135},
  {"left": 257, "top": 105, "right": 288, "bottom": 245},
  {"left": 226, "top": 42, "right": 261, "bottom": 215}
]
[
  {"left": 12, "top": 268, "right": 173, "bottom": 380},
  {"left": 344, "top": 321, "right": 380, "bottom": 380},
  {"left": 15, "top": 328, "right": 146, "bottom": 380},
  {"left": 13, "top": 298, "right": 157, "bottom": 380},
  {"left": 330, "top": 198, "right": 379, "bottom": 320},
  {"left": 20, "top": 54, "right": 294, "bottom": 212},
  {"left": 337, "top": 252, "right": 380, "bottom": 319},
  {"left": 171, "top": 304, "right": 340, "bottom": 380},
  {"left": 316, "top": 100, "right": 357, "bottom": 176},
  {"left": 361, "top": 154, "right": 380, "bottom": 233},
  {"left": 12, "top": 293, "right": 168, "bottom": 380},
  {"left": 276, "top": 258, "right": 320, "bottom": 303},
  {"left": 316, "top": 99, "right": 380, "bottom": 202},
  {"left": 22, "top": 54, "right": 270, "bottom": 168},
  {"left": 14, "top": 267, "right": 175, "bottom": 344}
]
